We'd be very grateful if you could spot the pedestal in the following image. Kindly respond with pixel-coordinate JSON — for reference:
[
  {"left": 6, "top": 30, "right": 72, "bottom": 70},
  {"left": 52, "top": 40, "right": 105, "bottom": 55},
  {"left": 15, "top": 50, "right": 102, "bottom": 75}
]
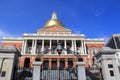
[
  {"left": 76, "top": 62, "right": 86, "bottom": 80},
  {"left": 32, "top": 61, "right": 42, "bottom": 80}
]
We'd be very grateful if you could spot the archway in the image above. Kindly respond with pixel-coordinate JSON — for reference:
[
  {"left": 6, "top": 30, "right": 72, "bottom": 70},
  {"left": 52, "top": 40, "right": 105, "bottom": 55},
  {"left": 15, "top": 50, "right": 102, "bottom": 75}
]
[
  {"left": 24, "top": 58, "right": 30, "bottom": 68},
  {"left": 78, "top": 58, "right": 83, "bottom": 62}
]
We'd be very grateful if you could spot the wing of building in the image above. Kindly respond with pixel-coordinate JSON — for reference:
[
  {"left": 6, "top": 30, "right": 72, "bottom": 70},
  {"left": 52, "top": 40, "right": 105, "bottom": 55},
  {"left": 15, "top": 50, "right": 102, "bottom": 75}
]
[
  {"left": 106, "top": 34, "right": 120, "bottom": 49},
  {"left": 1, "top": 12, "right": 105, "bottom": 69}
]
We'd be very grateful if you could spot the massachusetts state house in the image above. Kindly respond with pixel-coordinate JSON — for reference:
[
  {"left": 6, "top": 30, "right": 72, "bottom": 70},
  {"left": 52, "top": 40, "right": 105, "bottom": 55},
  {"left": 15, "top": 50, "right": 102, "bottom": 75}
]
[{"left": 1, "top": 12, "right": 105, "bottom": 69}]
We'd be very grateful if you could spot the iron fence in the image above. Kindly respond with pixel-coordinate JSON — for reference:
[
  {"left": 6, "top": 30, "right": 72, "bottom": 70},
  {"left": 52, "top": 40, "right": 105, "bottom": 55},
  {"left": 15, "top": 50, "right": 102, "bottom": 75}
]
[{"left": 41, "top": 68, "right": 78, "bottom": 80}]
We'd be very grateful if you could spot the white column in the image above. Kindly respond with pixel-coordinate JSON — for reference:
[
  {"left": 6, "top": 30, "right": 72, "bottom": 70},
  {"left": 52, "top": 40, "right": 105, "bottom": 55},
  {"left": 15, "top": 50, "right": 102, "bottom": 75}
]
[
  {"left": 72, "top": 40, "right": 74, "bottom": 52},
  {"left": 34, "top": 40, "right": 37, "bottom": 54},
  {"left": 49, "top": 40, "right": 52, "bottom": 54},
  {"left": 83, "top": 40, "right": 87, "bottom": 54},
  {"left": 81, "top": 40, "right": 84, "bottom": 54},
  {"left": 23, "top": 40, "right": 27, "bottom": 54},
  {"left": 74, "top": 40, "right": 77, "bottom": 53},
  {"left": 42, "top": 40, "right": 44, "bottom": 52},
  {"left": 32, "top": 40, "right": 35, "bottom": 54},
  {"left": 64, "top": 40, "right": 67, "bottom": 54}
]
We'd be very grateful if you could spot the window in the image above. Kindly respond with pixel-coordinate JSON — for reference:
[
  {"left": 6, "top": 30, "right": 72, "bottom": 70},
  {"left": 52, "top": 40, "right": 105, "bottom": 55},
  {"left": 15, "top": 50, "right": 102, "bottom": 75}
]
[
  {"left": 52, "top": 59, "right": 57, "bottom": 69},
  {"left": 24, "top": 58, "right": 30, "bottom": 68},
  {"left": 60, "top": 59, "right": 65, "bottom": 69},
  {"left": 68, "top": 59, "right": 73, "bottom": 68},
  {"left": 43, "top": 60, "right": 49, "bottom": 70},
  {"left": 110, "top": 70, "right": 114, "bottom": 76},
  {"left": 92, "top": 47, "right": 96, "bottom": 56},
  {"left": 108, "top": 64, "right": 113, "bottom": 68},
  {"left": 1, "top": 71, "right": 6, "bottom": 77}
]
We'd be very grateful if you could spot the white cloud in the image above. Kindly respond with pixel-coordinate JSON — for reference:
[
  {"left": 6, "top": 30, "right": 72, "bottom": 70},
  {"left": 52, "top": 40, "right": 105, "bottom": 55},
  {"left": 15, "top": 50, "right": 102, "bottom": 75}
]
[
  {"left": 0, "top": 29, "right": 15, "bottom": 43},
  {"left": 0, "top": 29, "right": 11, "bottom": 38}
]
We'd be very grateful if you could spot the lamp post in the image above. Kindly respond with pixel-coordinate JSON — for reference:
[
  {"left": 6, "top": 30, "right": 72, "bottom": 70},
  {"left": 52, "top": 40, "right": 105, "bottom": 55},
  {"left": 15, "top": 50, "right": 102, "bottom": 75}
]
[
  {"left": 57, "top": 43, "right": 62, "bottom": 55},
  {"left": 56, "top": 43, "right": 62, "bottom": 80}
]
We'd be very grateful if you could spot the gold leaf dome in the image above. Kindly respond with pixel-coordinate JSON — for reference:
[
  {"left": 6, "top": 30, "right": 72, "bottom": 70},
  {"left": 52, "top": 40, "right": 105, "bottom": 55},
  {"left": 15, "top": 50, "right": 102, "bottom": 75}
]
[{"left": 44, "top": 12, "right": 65, "bottom": 27}]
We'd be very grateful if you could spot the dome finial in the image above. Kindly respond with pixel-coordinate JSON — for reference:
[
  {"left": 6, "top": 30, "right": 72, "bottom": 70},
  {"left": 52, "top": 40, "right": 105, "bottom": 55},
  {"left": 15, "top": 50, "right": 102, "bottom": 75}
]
[{"left": 51, "top": 11, "right": 57, "bottom": 19}]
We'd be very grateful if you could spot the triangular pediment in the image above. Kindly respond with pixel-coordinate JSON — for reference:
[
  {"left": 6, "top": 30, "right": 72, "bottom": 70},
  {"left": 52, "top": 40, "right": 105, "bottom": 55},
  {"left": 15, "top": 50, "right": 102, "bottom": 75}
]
[{"left": 41, "top": 25, "right": 71, "bottom": 31}]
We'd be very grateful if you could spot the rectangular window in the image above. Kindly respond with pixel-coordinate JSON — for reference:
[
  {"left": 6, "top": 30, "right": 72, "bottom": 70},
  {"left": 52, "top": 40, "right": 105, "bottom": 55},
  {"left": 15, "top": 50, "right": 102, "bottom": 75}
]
[
  {"left": 1, "top": 71, "right": 6, "bottom": 77},
  {"left": 110, "top": 70, "right": 114, "bottom": 76},
  {"left": 108, "top": 64, "right": 113, "bottom": 68}
]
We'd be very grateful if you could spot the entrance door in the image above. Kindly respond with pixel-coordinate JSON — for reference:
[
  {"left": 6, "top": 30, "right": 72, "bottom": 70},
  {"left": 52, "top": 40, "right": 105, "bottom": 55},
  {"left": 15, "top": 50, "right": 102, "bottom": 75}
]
[{"left": 52, "top": 59, "right": 57, "bottom": 69}]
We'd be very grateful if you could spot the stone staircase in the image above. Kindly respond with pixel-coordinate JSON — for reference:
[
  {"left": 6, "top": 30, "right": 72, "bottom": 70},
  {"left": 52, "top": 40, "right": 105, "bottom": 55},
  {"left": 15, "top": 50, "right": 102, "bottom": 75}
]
[{"left": 86, "top": 69, "right": 100, "bottom": 80}]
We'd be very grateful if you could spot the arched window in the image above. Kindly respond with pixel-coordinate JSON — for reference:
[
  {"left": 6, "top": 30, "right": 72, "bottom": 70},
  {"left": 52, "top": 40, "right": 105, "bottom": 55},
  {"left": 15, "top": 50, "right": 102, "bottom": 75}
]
[
  {"left": 68, "top": 59, "right": 73, "bottom": 69},
  {"left": 52, "top": 59, "right": 57, "bottom": 69},
  {"left": 35, "top": 58, "right": 41, "bottom": 61},
  {"left": 60, "top": 59, "right": 65, "bottom": 69},
  {"left": 43, "top": 59, "right": 49, "bottom": 70},
  {"left": 24, "top": 58, "right": 30, "bottom": 68},
  {"left": 78, "top": 58, "right": 83, "bottom": 62}
]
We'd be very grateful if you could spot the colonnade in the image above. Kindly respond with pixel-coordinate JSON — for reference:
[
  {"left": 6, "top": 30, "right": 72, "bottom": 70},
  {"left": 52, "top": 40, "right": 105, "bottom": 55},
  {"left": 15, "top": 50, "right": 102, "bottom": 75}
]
[{"left": 21, "top": 39, "right": 87, "bottom": 55}]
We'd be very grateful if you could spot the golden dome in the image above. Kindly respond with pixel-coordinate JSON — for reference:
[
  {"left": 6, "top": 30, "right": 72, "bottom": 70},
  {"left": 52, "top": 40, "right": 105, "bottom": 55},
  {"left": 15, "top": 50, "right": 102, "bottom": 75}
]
[
  {"left": 44, "top": 19, "right": 65, "bottom": 27},
  {"left": 44, "top": 12, "right": 65, "bottom": 27}
]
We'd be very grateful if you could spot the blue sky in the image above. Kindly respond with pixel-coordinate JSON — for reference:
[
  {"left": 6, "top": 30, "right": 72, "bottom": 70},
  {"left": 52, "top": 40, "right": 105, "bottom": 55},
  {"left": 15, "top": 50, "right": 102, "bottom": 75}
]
[{"left": 0, "top": 0, "right": 120, "bottom": 42}]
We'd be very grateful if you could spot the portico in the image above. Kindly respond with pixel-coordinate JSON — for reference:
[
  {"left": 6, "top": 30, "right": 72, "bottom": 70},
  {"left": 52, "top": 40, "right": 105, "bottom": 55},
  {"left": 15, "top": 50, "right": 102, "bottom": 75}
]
[{"left": 22, "top": 38, "right": 87, "bottom": 55}]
